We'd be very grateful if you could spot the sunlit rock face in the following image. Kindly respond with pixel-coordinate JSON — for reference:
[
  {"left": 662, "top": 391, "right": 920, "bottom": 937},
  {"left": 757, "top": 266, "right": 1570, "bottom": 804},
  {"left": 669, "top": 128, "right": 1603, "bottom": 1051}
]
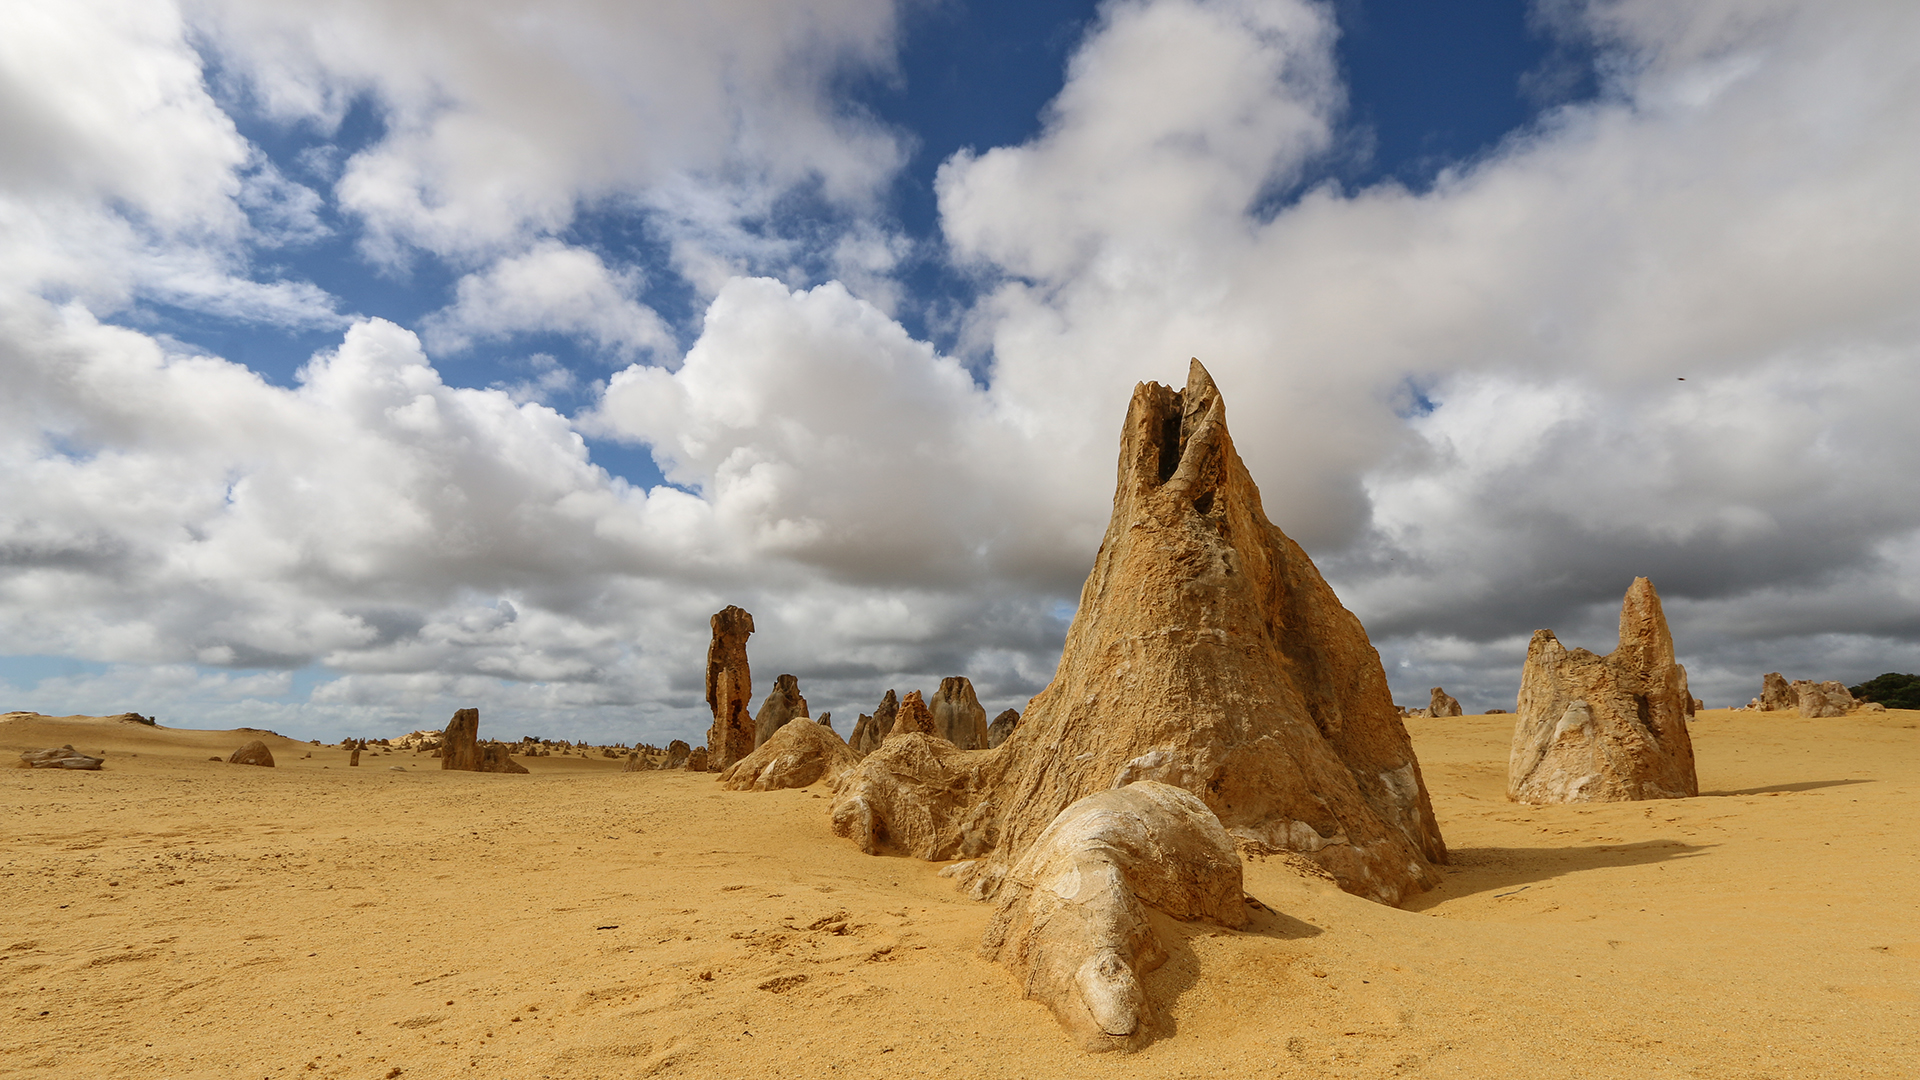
[
  {"left": 1509, "top": 578, "right": 1698, "bottom": 804},
  {"left": 829, "top": 360, "right": 1448, "bottom": 906}
]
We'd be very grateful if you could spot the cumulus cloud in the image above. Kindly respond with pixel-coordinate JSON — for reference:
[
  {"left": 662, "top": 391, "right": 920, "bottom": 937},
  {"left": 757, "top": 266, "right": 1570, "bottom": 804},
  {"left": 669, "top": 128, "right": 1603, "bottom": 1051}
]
[
  {"left": 422, "top": 242, "right": 676, "bottom": 358},
  {"left": 5, "top": 0, "right": 1920, "bottom": 739}
]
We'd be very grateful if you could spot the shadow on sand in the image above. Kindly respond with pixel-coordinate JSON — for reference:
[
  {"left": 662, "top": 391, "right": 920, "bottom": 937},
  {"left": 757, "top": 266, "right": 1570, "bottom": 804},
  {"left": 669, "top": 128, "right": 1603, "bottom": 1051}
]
[
  {"left": 1702, "top": 777, "right": 1873, "bottom": 797},
  {"left": 1135, "top": 898, "right": 1321, "bottom": 1050},
  {"left": 1404, "top": 838, "right": 1714, "bottom": 910}
]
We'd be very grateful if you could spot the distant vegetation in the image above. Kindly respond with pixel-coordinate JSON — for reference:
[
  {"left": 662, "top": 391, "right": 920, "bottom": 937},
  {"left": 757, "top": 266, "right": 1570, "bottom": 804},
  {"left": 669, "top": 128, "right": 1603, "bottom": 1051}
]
[{"left": 1848, "top": 673, "right": 1920, "bottom": 710}]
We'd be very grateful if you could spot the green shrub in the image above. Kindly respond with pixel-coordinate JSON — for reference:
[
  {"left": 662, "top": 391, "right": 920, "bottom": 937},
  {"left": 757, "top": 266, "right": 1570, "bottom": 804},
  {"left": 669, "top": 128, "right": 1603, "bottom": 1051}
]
[{"left": 1848, "top": 672, "right": 1920, "bottom": 710}]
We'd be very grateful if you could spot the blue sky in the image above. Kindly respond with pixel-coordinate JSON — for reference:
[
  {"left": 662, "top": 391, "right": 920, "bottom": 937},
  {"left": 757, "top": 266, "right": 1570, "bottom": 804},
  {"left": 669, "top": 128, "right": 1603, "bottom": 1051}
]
[{"left": 4, "top": 0, "right": 1918, "bottom": 742}]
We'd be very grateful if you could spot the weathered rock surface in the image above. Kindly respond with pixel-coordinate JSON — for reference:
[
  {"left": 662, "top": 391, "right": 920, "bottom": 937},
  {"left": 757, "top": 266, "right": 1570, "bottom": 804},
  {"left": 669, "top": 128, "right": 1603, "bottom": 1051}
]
[
  {"left": 830, "top": 735, "right": 989, "bottom": 857},
  {"left": 440, "top": 709, "right": 529, "bottom": 774},
  {"left": 987, "top": 709, "right": 1020, "bottom": 749},
  {"left": 1793, "top": 680, "right": 1855, "bottom": 718},
  {"left": 685, "top": 746, "right": 709, "bottom": 772},
  {"left": 662, "top": 740, "right": 692, "bottom": 770},
  {"left": 720, "top": 716, "right": 859, "bottom": 791},
  {"left": 1508, "top": 578, "right": 1698, "bottom": 804},
  {"left": 228, "top": 740, "right": 275, "bottom": 767},
  {"left": 888, "top": 690, "right": 938, "bottom": 740},
  {"left": 754, "top": 674, "right": 810, "bottom": 748},
  {"left": 1759, "top": 672, "right": 1796, "bottom": 711},
  {"left": 849, "top": 713, "right": 878, "bottom": 756},
  {"left": 930, "top": 677, "right": 990, "bottom": 750},
  {"left": 621, "top": 751, "right": 646, "bottom": 772},
  {"left": 1862, "top": 701, "right": 1888, "bottom": 713},
  {"left": 978, "top": 782, "right": 1247, "bottom": 1051},
  {"left": 817, "top": 711, "right": 832, "bottom": 729},
  {"left": 349, "top": 747, "right": 361, "bottom": 766},
  {"left": 704, "top": 606, "right": 756, "bottom": 771},
  {"left": 1429, "top": 688, "right": 1463, "bottom": 718},
  {"left": 827, "top": 360, "right": 1447, "bottom": 905},
  {"left": 19, "top": 745, "right": 103, "bottom": 770}
]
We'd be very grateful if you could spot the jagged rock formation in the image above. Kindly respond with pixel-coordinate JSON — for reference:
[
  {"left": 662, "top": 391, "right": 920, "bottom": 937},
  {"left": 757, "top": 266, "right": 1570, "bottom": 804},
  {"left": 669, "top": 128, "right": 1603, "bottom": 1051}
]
[
  {"left": 827, "top": 360, "right": 1447, "bottom": 905},
  {"left": 817, "top": 711, "right": 832, "bottom": 729},
  {"left": 440, "top": 709, "right": 529, "bottom": 774},
  {"left": 979, "top": 782, "right": 1247, "bottom": 1051},
  {"left": 228, "top": 740, "right": 275, "bottom": 767},
  {"left": 621, "top": 751, "right": 645, "bottom": 772},
  {"left": 888, "top": 690, "right": 937, "bottom": 740},
  {"left": 704, "top": 606, "right": 756, "bottom": 771},
  {"left": 848, "top": 714, "right": 878, "bottom": 755},
  {"left": 684, "top": 746, "right": 709, "bottom": 771},
  {"left": 987, "top": 709, "right": 1020, "bottom": 749},
  {"left": 1508, "top": 578, "right": 1697, "bottom": 803},
  {"left": 19, "top": 745, "right": 103, "bottom": 770},
  {"left": 1758, "top": 672, "right": 1796, "bottom": 711},
  {"left": 1429, "top": 688, "right": 1462, "bottom": 718},
  {"left": 662, "top": 740, "right": 691, "bottom": 770},
  {"left": 1793, "top": 680, "right": 1855, "bottom": 718},
  {"left": 931, "top": 677, "right": 990, "bottom": 749},
  {"left": 754, "top": 674, "right": 809, "bottom": 747},
  {"left": 719, "top": 716, "right": 858, "bottom": 791}
]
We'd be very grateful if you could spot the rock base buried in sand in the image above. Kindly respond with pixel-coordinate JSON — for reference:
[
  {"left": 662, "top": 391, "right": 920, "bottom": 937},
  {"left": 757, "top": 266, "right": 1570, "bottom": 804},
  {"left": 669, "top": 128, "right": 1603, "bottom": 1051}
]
[
  {"left": 978, "top": 781, "right": 1247, "bottom": 1052},
  {"left": 685, "top": 746, "right": 710, "bottom": 771},
  {"left": 719, "top": 716, "right": 858, "bottom": 791},
  {"left": 19, "top": 745, "right": 104, "bottom": 770},
  {"left": 1509, "top": 577, "right": 1697, "bottom": 804},
  {"left": 228, "top": 740, "right": 275, "bottom": 767},
  {"left": 662, "top": 740, "right": 691, "bottom": 770}
]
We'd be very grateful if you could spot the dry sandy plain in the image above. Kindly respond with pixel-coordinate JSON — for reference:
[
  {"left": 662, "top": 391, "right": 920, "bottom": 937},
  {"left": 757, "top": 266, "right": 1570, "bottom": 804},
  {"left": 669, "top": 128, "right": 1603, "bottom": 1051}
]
[{"left": 3, "top": 708, "right": 1916, "bottom": 1079}]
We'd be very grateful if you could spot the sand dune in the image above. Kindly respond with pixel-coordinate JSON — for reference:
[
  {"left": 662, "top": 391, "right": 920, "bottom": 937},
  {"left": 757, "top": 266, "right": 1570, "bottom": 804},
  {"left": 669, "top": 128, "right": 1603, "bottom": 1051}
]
[{"left": 3, "top": 708, "right": 1916, "bottom": 1078}]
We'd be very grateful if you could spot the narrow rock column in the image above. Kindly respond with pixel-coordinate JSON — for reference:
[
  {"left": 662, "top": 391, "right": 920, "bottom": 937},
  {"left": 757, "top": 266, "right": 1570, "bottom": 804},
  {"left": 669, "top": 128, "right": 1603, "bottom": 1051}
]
[{"left": 704, "top": 606, "right": 756, "bottom": 771}]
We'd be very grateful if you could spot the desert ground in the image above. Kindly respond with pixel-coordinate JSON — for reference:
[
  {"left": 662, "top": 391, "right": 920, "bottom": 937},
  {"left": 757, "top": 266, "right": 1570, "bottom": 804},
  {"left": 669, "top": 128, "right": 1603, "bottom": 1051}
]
[{"left": 3, "top": 708, "right": 1916, "bottom": 1079}]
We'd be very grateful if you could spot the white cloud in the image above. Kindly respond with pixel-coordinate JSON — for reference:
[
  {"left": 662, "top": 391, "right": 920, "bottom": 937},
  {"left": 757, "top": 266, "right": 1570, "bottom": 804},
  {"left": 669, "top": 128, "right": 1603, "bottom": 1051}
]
[
  {"left": 188, "top": 0, "right": 908, "bottom": 265},
  {"left": 422, "top": 241, "right": 675, "bottom": 358}
]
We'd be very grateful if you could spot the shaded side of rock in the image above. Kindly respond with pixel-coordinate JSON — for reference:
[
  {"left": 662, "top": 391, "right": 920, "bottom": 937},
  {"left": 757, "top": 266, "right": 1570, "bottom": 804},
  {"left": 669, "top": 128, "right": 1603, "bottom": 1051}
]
[
  {"left": 1428, "top": 688, "right": 1462, "bottom": 718},
  {"left": 987, "top": 709, "right": 1020, "bottom": 749},
  {"left": 685, "top": 746, "right": 709, "bottom": 771},
  {"left": 228, "top": 740, "right": 275, "bottom": 767},
  {"left": 1509, "top": 577, "right": 1698, "bottom": 804},
  {"left": 440, "top": 708, "right": 482, "bottom": 771},
  {"left": 979, "top": 782, "right": 1246, "bottom": 1052},
  {"left": 1759, "top": 672, "right": 1795, "bottom": 711},
  {"left": 754, "top": 674, "right": 809, "bottom": 748},
  {"left": 704, "top": 606, "right": 756, "bottom": 771},
  {"left": 719, "top": 716, "right": 858, "bottom": 791},
  {"left": 849, "top": 714, "right": 878, "bottom": 756},
  {"left": 930, "top": 677, "right": 990, "bottom": 749},
  {"left": 476, "top": 742, "right": 529, "bottom": 774},
  {"left": 663, "top": 740, "right": 691, "bottom": 770}
]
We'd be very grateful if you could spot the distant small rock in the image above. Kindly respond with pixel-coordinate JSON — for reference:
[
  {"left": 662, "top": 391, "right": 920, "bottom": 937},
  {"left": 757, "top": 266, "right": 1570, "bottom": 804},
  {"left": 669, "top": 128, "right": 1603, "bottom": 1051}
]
[
  {"left": 1428, "top": 688, "right": 1463, "bottom": 718},
  {"left": 685, "top": 746, "right": 709, "bottom": 771},
  {"left": 1862, "top": 702, "right": 1887, "bottom": 713},
  {"left": 817, "top": 711, "right": 832, "bottom": 729},
  {"left": 987, "top": 709, "right": 1020, "bottom": 749},
  {"left": 228, "top": 740, "right": 275, "bottom": 767},
  {"left": 1791, "top": 679, "right": 1855, "bottom": 718},
  {"left": 662, "top": 740, "right": 692, "bottom": 770},
  {"left": 1486, "top": 708, "right": 1508, "bottom": 714},
  {"left": 19, "top": 745, "right": 103, "bottom": 770},
  {"left": 1759, "top": 672, "right": 1796, "bottom": 711}
]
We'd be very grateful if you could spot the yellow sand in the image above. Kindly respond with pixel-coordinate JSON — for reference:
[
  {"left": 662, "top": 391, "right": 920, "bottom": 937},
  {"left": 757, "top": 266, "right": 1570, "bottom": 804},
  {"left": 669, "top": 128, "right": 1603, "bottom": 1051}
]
[{"left": 2, "top": 708, "right": 1915, "bottom": 1078}]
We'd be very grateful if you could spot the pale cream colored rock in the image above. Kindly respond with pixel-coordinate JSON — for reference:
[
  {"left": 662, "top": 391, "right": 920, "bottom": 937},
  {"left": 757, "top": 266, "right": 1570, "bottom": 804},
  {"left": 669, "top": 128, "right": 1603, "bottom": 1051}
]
[
  {"left": 978, "top": 781, "right": 1247, "bottom": 1052},
  {"left": 721, "top": 716, "right": 858, "bottom": 791},
  {"left": 18, "top": 745, "right": 103, "bottom": 770},
  {"left": 827, "top": 360, "right": 1446, "bottom": 906},
  {"left": 754, "top": 674, "right": 810, "bottom": 748},
  {"left": 829, "top": 734, "right": 988, "bottom": 858},
  {"left": 1508, "top": 578, "right": 1697, "bottom": 803},
  {"left": 1792, "top": 680, "right": 1855, "bottom": 718},
  {"left": 1428, "top": 688, "right": 1462, "bottom": 718},
  {"left": 704, "top": 606, "right": 756, "bottom": 771},
  {"left": 930, "top": 677, "right": 989, "bottom": 750}
]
